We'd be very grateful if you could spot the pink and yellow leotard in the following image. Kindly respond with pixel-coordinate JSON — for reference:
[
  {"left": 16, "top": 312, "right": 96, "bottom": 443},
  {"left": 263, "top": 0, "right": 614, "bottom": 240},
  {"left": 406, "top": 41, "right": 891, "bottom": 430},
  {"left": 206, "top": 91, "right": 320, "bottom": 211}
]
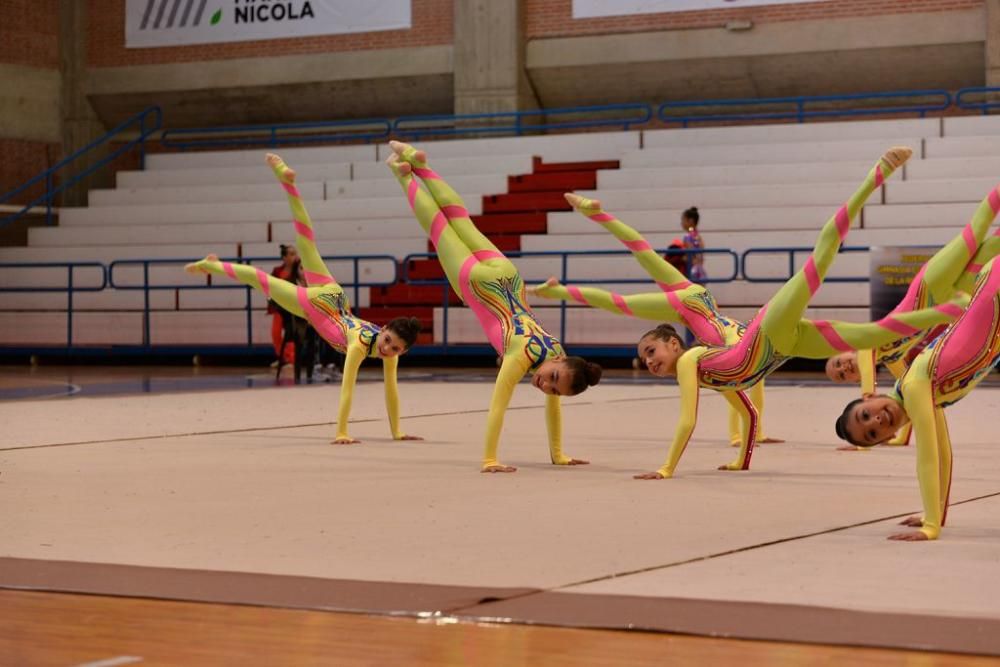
[
  {"left": 653, "top": 148, "right": 964, "bottom": 478},
  {"left": 886, "top": 255, "right": 1000, "bottom": 539},
  {"left": 187, "top": 155, "right": 410, "bottom": 443},
  {"left": 388, "top": 142, "right": 580, "bottom": 471}
]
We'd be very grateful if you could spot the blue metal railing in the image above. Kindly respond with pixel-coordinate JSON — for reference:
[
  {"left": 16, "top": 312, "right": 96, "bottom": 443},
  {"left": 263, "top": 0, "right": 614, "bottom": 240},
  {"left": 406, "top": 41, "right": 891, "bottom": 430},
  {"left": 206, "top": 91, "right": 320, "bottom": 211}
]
[
  {"left": 107, "top": 255, "right": 399, "bottom": 348},
  {"left": 741, "top": 246, "right": 870, "bottom": 283},
  {"left": 160, "top": 118, "right": 393, "bottom": 150},
  {"left": 392, "top": 103, "right": 653, "bottom": 139},
  {"left": 955, "top": 86, "right": 1000, "bottom": 114},
  {"left": 402, "top": 248, "right": 740, "bottom": 348},
  {"left": 0, "top": 262, "right": 107, "bottom": 347},
  {"left": 658, "top": 90, "right": 952, "bottom": 127},
  {"left": 0, "top": 106, "right": 162, "bottom": 230}
]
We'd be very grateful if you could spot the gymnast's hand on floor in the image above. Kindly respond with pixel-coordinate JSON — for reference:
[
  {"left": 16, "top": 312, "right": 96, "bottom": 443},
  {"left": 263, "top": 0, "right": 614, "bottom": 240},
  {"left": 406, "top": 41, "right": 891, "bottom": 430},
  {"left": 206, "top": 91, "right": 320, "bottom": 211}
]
[
  {"left": 899, "top": 515, "right": 924, "bottom": 527},
  {"left": 717, "top": 460, "right": 744, "bottom": 471},
  {"left": 481, "top": 464, "right": 518, "bottom": 473},
  {"left": 634, "top": 471, "right": 669, "bottom": 480},
  {"left": 836, "top": 445, "right": 868, "bottom": 451},
  {"left": 759, "top": 437, "right": 785, "bottom": 444},
  {"left": 888, "top": 531, "right": 929, "bottom": 541},
  {"left": 551, "top": 456, "right": 589, "bottom": 466},
  {"left": 332, "top": 436, "right": 362, "bottom": 445},
  {"left": 395, "top": 434, "right": 424, "bottom": 441}
]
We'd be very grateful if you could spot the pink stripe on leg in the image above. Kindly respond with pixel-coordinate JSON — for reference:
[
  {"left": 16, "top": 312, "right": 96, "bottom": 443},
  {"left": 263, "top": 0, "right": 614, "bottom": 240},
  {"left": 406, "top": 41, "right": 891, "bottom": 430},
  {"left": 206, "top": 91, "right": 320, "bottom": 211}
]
[
  {"left": 656, "top": 280, "right": 693, "bottom": 293},
  {"left": 304, "top": 271, "right": 334, "bottom": 286},
  {"left": 429, "top": 211, "right": 448, "bottom": 249},
  {"left": 877, "top": 316, "right": 920, "bottom": 338},
  {"left": 293, "top": 220, "right": 315, "bottom": 242},
  {"left": 297, "top": 286, "right": 347, "bottom": 348},
  {"left": 874, "top": 163, "right": 885, "bottom": 188},
  {"left": 962, "top": 225, "right": 978, "bottom": 257},
  {"left": 223, "top": 262, "right": 237, "bottom": 280},
  {"left": 588, "top": 212, "right": 614, "bottom": 223},
  {"left": 935, "top": 302, "right": 964, "bottom": 319},
  {"left": 567, "top": 285, "right": 587, "bottom": 305},
  {"left": 442, "top": 204, "right": 470, "bottom": 220},
  {"left": 413, "top": 167, "right": 440, "bottom": 180},
  {"left": 281, "top": 182, "right": 301, "bottom": 198},
  {"left": 255, "top": 269, "right": 271, "bottom": 298},
  {"left": 472, "top": 250, "right": 504, "bottom": 262},
  {"left": 834, "top": 206, "right": 851, "bottom": 242},
  {"left": 989, "top": 187, "right": 1000, "bottom": 214},
  {"left": 966, "top": 263, "right": 984, "bottom": 275},
  {"left": 406, "top": 179, "right": 419, "bottom": 208},
  {"left": 611, "top": 292, "right": 633, "bottom": 316},
  {"left": 459, "top": 256, "right": 504, "bottom": 353},
  {"left": 814, "top": 320, "right": 853, "bottom": 352},
  {"left": 803, "top": 257, "right": 821, "bottom": 295},
  {"left": 622, "top": 239, "right": 652, "bottom": 253}
]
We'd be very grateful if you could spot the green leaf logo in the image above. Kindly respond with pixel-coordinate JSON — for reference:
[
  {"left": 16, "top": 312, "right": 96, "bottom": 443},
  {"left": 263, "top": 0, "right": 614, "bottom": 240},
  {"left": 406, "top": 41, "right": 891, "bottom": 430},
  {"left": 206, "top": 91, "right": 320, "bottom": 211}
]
[{"left": 210, "top": 8, "right": 222, "bottom": 25}]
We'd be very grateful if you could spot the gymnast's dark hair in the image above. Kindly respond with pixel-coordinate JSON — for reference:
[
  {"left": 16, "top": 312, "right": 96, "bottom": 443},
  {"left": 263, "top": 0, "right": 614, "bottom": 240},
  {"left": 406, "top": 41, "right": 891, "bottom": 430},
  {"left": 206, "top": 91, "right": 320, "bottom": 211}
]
[
  {"left": 640, "top": 323, "right": 687, "bottom": 350},
  {"left": 834, "top": 398, "right": 877, "bottom": 448},
  {"left": 563, "top": 356, "right": 602, "bottom": 395},
  {"left": 682, "top": 206, "right": 700, "bottom": 225},
  {"left": 280, "top": 243, "right": 295, "bottom": 258},
  {"left": 385, "top": 316, "right": 421, "bottom": 349}
]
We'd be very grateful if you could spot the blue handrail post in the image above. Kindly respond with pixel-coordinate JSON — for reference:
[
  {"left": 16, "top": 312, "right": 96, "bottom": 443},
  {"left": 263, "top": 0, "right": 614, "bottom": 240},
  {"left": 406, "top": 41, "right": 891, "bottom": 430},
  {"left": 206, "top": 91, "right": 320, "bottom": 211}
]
[
  {"left": 559, "top": 253, "right": 569, "bottom": 341},
  {"left": 66, "top": 265, "right": 74, "bottom": 348},
  {"left": 143, "top": 262, "right": 151, "bottom": 347}
]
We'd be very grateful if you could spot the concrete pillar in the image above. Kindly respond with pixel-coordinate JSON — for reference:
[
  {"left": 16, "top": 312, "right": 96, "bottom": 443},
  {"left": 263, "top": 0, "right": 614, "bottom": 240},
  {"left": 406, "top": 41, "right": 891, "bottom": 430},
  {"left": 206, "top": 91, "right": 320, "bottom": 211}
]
[
  {"left": 59, "top": 0, "right": 106, "bottom": 207},
  {"left": 453, "top": 0, "right": 538, "bottom": 119},
  {"left": 986, "top": 0, "right": 1000, "bottom": 86}
]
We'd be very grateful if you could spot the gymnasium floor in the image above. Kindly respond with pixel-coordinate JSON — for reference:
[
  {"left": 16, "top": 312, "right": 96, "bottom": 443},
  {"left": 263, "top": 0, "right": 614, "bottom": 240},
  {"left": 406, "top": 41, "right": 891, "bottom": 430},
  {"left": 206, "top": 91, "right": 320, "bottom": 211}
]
[{"left": 1, "top": 364, "right": 999, "bottom": 664}]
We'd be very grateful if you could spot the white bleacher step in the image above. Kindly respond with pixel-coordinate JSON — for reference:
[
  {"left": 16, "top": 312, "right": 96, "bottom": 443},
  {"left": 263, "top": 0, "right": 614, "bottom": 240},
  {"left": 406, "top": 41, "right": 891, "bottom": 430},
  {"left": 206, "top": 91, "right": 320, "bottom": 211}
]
[
  {"left": 59, "top": 195, "right": 480, "bottom": 226},
  {"left": 569, "top": 182, "right": 885, "bottom": 211},
  {"left": 622, "top": 138, "right": 922, "bottom": 169},
  {"left": 29, "top": 222, "right": 271, "bottom": 247},
  {"left": 926, "top": 136, "right": 1000, "bottom": 159},
  {"left": 0, "top": 290, "right": 174, "bottom": 311},
  {"left": 884, "top": 178, "right": 1000, "bottom": 205},
  {"left": 91, "top": 182, "right": 325, "bottom": 206},
  {"left": 643, "top": 118, "right": 938, "bottom": 148},
  {"left": 941, "top": 115, "right": 1000, "bottom": 138},
  {"left": 242, "top": 238, "right": 426, "bottom": 262},
  {"left": 0, "top": 243, "right": 238, "bottom": 264},
  {"left": 548, "top": 206, "right": 857, "bottom": 234},
  {"left": 597, "top": 161, "right": 877, "bottom": 190},
  {"left": 863, "top": 203, "right": 986, "bottom": 229},
  {"left": 147, "top": 144, "right": 377, "bottom": 170},
  {"left": 0, "top": 312, "right": 147, "bottom": 346},
  {"left": 326, "top": 173, "right": 509, "bottom": 199},
  {"left": 905, "top": 156, "right": 1000, "bottom": 181},
  {"left": 178, "top": 287, "right": 371, "bottom": 310},
  {"left": 375, "top": 131, "right": 640, "bottom": 163},
  {"left": 148, "top": 310, "right": 273, "bottom": 346},
  {"left": 117, "top": 163, "right": 352, "bottom": 188},
  {"left": 353, "top": 154, "right": 536, "bottom": 181}
]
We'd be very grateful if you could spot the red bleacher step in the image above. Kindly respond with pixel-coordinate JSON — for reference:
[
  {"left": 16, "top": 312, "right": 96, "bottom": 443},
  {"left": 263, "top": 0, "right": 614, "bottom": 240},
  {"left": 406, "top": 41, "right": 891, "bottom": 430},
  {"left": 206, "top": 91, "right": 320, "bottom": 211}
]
[
  {"left": 507, "top": 171, "right": 596, "bottom": 193},
  {"left": 356, "top": 306, "right": 434, "bottom": 330},
  {"left": 482, "top": 191, "right": 571, "bottom": 214},
  {"left": 531, "top": 157, "right": 620, "bottom": 173},
  {"left": 370, "top": 283, "right": 461, "bottom": 307},
  {"left": 425, "top": 235, "right": 520, "bottom": 253},
  {"left": 472, "top": 212, "right": 547, "bottom": 235}
]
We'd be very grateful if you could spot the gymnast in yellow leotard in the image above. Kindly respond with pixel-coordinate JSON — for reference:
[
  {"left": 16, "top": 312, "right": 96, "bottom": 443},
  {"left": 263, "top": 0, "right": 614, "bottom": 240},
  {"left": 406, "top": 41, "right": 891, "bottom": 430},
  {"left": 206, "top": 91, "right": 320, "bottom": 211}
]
[
  {"left": 186, "top": 154, "right": 423, "bottom": 445},
  {"left": 531, "top": 195, "right": 783, "bottom": 447},
  {"left": 835, "top": 255, "right": 1000, "bottom": 541},
  {"left": 826, "top": 189, "right": 1000, "bottom": 446},
  {"left": 633, "top": 148, "right": 966, "bottom": 479},
  {"left": 387, "top": 141, "right": 602, "bottom": 473}
]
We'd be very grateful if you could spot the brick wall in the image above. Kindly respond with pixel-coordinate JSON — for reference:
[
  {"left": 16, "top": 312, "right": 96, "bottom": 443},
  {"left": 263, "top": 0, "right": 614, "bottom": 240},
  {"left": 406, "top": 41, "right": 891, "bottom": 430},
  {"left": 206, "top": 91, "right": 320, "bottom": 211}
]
[
  {"left": 526, "top": 0, "right": 984, "bottom": 38},
  {"left": 88, "top": 0, "right": 454, "bottom": 67},
  {"left": 0, "top": 139, "right": 59, "bottom": 205},
  {"left": 0, "top": 0, "right": 59, "bottom": 68}
]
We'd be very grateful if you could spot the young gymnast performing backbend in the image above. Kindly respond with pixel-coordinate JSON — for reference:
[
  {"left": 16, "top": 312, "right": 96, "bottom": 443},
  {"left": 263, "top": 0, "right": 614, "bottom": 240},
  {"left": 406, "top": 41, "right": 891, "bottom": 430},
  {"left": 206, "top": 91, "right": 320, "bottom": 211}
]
[
  {"left": 531, "top": 195, "right": 783, "bottom": 447},
  {"left": 835, "top": 256, "right": 1000, "bottom": 541},
  {"left": 186, "top": 154, "right": 423, "bottom": 445},
  {"left": 826, "top": 191, "right": 1000, "bottom": 447},
  {"left": 633, "top": 147, "right": 968, "bottom": 479},
  {"left": 386, "top": 140, "right": 602, "bottom": 473}
]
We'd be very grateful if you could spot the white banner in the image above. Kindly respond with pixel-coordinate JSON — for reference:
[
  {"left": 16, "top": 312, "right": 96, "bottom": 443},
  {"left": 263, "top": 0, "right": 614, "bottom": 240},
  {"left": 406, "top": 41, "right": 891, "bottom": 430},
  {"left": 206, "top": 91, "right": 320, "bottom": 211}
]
[
  {"left": 126, "top": 0, "right": 412, "bottom": 48},
  {"left": 573, "top": 0, "right": 826, "bottom": 18}
]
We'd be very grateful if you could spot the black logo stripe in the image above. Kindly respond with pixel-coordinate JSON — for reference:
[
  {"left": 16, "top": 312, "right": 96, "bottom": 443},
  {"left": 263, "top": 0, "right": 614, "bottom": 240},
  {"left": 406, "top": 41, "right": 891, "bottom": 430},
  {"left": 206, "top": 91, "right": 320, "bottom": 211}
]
[
  {"left": 165, "top": 0, "right": 183, "bottom": 27},
  {"left": 138, "top": 0, "right": 157, "bottom": 29},
  {"left": 192, "top": 0, "right": 209, "bottom": 26},
  {"left": 178, "top": 0, "right": 196, "bottom": 27},
  {"left": 152, "top": 0, "right": 171, "bottom": 29}
]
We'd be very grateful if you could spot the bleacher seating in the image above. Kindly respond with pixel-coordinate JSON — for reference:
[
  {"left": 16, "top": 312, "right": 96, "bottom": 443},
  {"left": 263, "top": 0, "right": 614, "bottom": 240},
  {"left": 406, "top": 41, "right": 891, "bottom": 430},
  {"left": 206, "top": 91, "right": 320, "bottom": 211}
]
[{"left": 3, "top": 116, "right": 1000, "bottom": 349}]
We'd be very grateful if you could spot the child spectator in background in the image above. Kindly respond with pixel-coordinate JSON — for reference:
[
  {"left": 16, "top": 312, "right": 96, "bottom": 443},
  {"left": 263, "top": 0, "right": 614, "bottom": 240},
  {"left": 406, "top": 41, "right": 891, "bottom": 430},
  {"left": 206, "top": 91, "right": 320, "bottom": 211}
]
[
  {"left": 681, "top": 206, "right": 707, "bottom": 283},
  {"left": 664, "top": 237, "right": 688, "bottom": 277},
  {"left": 269, "top": 244, "right": 298, "bottom": 368}
]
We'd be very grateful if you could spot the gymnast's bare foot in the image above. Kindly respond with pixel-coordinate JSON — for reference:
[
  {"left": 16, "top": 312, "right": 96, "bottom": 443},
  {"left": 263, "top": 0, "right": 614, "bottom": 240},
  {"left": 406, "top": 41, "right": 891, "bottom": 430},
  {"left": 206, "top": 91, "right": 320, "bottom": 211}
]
[
  {"left": 385, "top": 152, "right": 412, "bottom": 177},
  {"left": 531, "top": 276, "right": 561, "bottom": 296},
  {"left": 184, "top": 253, "right": 218, "bottom": 275},
  {"left": 332, "top": 436, "right": 361, "bottom": 445},
  {"left": 482, "top": 464, "right": 517, "bottom": 473},
  {"left": 881, "top": 146, "right": 912, "bottom": 171},
  {"left": 266, "top": 153, "right": 296, "bottom": 183},
  {"left": 389, "top": 140, "right": 428, "bottom": 167},
  {"left": 564, "top": 193, "right": 603, "bottom": 216}
]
